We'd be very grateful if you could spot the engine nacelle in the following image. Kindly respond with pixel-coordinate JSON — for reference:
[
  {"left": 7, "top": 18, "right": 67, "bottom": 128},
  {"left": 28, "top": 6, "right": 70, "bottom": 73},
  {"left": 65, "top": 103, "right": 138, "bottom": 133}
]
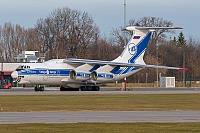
[
  {"left": 91, "top": 71, "right": 114, "bottom": 82},
  {"left": 69, "top": 70, "right": 90, "bottom": 81},
  {"left": 69, "top": 70, "right": 77, "bottom": 80}
]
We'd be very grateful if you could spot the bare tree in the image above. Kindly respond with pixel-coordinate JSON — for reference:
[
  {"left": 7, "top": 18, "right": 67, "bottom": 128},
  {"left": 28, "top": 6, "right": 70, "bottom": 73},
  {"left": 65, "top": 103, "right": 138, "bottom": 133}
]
[
  {"left": 0, "top": 23, "right": 44, "bottom": 62},
  {"left": 24, "top": 28, "right": 43, "bottom": 51},
  {"left": 184, "top": 37, "right": 200, "bottom": 81},
  {"left": 36, "top": 7, "right": 100, "bottom": 59},
  {"left": 0, "top": 23, "right": 26, "bottom": 62}
]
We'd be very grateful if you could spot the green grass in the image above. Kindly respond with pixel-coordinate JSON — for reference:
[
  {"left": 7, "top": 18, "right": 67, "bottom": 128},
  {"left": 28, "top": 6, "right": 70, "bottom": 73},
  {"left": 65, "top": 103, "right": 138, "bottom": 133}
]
[
  {"left": 0, "top": 123, "right": 200, "bottom": 133},
  {"left": 0, "top": 94, "right": 200, "bottom": 132},
  {"left": 0, "top": 94, "right": 200, "bottom": 112}
]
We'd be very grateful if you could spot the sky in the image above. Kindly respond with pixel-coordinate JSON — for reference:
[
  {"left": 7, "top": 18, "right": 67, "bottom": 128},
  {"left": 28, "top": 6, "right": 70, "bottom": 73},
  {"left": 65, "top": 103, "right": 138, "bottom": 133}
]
[{"left": 0, "top": 0, "right": 200, "bottom": 39}]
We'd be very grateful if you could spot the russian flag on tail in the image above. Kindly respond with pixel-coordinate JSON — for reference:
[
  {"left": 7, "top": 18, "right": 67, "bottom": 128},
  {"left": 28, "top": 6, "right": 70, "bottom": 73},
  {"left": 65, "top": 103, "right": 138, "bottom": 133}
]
[{"left": 133, "top": 35, "right": 140, "bottom": 39}]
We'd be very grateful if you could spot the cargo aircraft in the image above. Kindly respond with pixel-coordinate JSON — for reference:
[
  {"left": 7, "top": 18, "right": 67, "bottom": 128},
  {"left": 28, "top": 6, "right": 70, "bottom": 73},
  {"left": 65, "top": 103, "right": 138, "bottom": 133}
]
[{"left": 11, "top": 26, "right": 186, "bottom": 91}]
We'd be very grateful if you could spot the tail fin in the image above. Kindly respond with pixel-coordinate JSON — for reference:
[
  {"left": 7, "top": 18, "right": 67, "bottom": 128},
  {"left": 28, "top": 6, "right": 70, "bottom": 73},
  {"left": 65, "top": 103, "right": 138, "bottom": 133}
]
[{"left": 113, "top": 26, "right": 183, "bottom": 64}]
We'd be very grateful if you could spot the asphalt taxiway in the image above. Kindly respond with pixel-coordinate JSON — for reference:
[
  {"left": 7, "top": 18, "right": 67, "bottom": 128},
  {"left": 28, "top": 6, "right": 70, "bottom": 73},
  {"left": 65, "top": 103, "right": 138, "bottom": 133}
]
[
  {"left": 0, "top": 87, "right": 200, "bottom": 95},
  {"left": 0, "top": 111, "right": 200, "bottom": 124}
]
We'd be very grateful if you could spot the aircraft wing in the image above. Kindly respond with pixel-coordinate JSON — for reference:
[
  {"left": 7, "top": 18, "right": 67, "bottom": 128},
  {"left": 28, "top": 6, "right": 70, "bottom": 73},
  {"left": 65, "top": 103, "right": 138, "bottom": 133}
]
[{"left": 63, "top": 58, "right": 188, "bottom": 70}]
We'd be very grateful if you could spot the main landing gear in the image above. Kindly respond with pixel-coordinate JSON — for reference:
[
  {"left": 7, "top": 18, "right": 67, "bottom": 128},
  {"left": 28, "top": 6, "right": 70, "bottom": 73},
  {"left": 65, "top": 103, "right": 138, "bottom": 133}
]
[
  {"left": 59, "top": 86, "right": 100, "bottom": 91},
  {"left": 80, "top": 86, "right": 100, "bottom": 91},
  {"left": 34, "top": 85, "right": 44, "bottom": 91}
]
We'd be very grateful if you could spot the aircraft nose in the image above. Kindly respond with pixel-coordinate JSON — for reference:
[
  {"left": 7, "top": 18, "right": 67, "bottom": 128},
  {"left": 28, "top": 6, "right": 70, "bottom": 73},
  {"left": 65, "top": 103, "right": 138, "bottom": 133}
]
[{"left": 11, "top": 71, "right": 18, "bottom": 79}]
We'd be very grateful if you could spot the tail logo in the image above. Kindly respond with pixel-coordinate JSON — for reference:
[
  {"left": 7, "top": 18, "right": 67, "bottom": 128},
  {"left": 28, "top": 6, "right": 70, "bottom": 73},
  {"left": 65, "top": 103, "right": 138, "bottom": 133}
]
[{"left": 128, "top": 43, "right": 137, "bottom": 55}]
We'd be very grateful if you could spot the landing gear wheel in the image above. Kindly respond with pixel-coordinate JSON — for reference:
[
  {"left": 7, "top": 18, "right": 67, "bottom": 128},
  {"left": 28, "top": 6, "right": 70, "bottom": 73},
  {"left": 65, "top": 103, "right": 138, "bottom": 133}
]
[
  {"left": 94, "top": 86, "right": 100, "bottom": 91},
  {"left": 80, "top": 86, "right": 100, "bottom": 91},
  {"left": 34, "top": 85, "right": 44, "bottom": 91}
]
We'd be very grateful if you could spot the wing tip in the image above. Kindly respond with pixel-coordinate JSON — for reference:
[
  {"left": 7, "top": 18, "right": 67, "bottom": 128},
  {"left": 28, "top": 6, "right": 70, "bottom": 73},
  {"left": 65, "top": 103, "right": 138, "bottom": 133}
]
[
  {"left": 174, "top": 26, "right": 183, "bottom": 29},
  {"left": 179, "top": 68, "right": 189, "bottom": 71}
]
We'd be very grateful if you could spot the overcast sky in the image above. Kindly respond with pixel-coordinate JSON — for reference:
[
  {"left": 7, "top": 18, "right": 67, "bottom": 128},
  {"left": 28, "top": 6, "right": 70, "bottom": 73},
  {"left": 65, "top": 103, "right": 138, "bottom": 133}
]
[{"left": 0, "top": 0, "right": 200, "bottom": 38}]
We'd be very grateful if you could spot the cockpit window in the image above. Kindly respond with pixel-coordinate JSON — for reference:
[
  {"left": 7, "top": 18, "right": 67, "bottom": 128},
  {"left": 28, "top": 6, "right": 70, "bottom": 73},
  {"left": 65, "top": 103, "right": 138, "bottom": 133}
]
[{"left": 16, "top": 65, "right": 30, "bottom": 71}]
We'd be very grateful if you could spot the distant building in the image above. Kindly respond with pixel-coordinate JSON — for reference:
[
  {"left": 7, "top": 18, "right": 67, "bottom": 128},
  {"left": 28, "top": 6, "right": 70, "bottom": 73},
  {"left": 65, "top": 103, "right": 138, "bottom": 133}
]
[
  {"left": 1, "top": 51, "right": 46, "bottom": 87},
  {"left": 160, "top": 77, "right": 175, "bottom": 87},
  {"left": 15, "top": 51, "right": 45, "bottom": 63}
]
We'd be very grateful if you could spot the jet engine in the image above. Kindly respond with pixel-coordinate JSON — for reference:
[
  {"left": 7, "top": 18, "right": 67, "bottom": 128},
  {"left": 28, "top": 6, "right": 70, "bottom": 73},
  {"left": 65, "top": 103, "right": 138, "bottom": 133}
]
[
  {"left": 69, "top": 70, "right": 90, "bottom": 81},
  {"left": 91, "top": 71, "right": 114, "bottom": 82}
]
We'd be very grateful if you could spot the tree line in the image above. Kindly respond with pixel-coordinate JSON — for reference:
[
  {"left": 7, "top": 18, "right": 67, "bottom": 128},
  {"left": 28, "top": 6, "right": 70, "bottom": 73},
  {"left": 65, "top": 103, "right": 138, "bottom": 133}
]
[{"left": 0, "top": 7, "right": 200, "bottom": 82}]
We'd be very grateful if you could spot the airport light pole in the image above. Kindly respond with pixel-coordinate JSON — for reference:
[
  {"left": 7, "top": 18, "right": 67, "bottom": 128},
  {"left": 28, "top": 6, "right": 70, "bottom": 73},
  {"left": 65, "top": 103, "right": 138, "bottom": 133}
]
[
  {"left": 124, "top": 0, "right": 126, "bottom": 28},
  {"left": 123, "top": 0, "right": 127, "bottom": 91},
  {"left": 123, "top": 0, "right": 127, "bottom": 46},
  {"left": 156, "top": 43, "right": 159, "bottom": 87}
]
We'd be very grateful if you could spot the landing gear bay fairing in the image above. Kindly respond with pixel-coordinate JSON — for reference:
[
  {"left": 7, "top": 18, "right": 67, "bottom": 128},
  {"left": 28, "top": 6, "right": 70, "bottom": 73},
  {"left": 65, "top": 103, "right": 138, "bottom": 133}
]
[{"left": 11, "top": 26, "right": 186, "bottom": 91}]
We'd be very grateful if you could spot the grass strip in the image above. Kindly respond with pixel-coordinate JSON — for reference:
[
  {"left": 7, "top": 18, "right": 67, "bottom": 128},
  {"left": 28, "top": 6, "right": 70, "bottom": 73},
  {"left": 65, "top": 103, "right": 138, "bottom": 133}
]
[
  {"left": 0, "top": 123, "right": 200, "bottom": 133},
  {"left": 0, "top": 94, "right": 200, "bottom": 112}
]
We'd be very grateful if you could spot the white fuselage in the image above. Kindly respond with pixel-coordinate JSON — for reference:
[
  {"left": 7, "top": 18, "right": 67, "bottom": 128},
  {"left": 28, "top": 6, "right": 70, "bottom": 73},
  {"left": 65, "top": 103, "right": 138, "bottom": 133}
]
[{"left": 11, "top": 59, "right": 141, "bottom": 88}]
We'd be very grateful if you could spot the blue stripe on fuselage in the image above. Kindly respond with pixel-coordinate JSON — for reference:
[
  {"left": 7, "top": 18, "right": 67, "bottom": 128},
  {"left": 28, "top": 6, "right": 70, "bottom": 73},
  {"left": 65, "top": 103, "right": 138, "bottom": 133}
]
[
  {"left": 110, "top": 65, "right": 120, "bottom": 73},
  {"left": 90, "top": 64, "right": 100, "bottom": 72},
  {"left": 122, "top": 67, "right": 131, "bottom": 74},
  {"left": 113, "top": 67, "right": 140, "bottom": 75},
  {"left": 18, "top": 69, "right": 71, "bottom": 76}
]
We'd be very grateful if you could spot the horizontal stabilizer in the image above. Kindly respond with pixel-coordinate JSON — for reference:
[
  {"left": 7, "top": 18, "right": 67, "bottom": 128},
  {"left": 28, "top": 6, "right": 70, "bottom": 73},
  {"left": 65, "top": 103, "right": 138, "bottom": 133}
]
[{"left": 124, "top": 26, "right": 183, "bottom": 31}]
